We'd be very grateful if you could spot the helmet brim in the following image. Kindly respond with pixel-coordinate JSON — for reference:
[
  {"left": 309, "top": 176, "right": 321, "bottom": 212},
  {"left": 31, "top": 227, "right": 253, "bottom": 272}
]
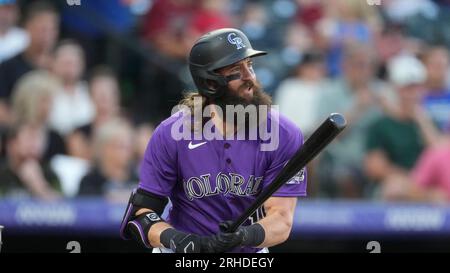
[{"left": 208, "top": 49, "right": 267, "bottom": 71}]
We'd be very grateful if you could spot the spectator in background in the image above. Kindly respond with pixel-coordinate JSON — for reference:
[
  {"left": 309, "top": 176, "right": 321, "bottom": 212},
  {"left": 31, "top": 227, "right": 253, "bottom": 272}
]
[
  {"left": 381, "top": 0, "right": 437, "bottom": 24},
  {"left": 316, "top": 42, "right": 388, "bottom": 198},
  {"left": 77, "top": 118, "right": 137, "bottom": 203},
  {"left": 420, "top": 46, "right": 450, "bottom": 133},
  {"left": 66, "top": 66, "right": 122, "bottom": 162},
  {"left": 133, "top": 122, "right": 154, "bottom": 176},
  {"left": 59, "top": 0, "right": 137, "bottom": 68},
  {"left": 238, "top": 1, "right": 272, "bottom": 49},
  {"left": 294, "top": 0, "right": 327, "bottom": 56},
  {"left": 365, "top": 54, "right": 439, "bottom": 201},
  {"left": 0, "top": 70, "right": 64, "bottom": 200},
  {"left": 190, "top": 0, "right": 232, "bottom": 37},
  {"left": 138, "top": 0, "right": 194, "bottom": 123},
  {"left": 10, "top": 70, "right": 66, "bottom": 162},
  {"left": 0, "top": 123, "right": 61, "bottom": 200},
  {"left": 0, "top": 0, "right": 59, "bottom": 125},
  {"left": 141, "top": 0, "right": 195, "bottom": 60},
  {"left": 411, "top": 134, "right": 450, "bottom": 203},
  {"left": 48, "top": 39, "right": 95, "bottom": 136},
  {"left": 374, "top": 23, "right": 409, "bottom": 80},
  {"left": 142, "top": 0, "right": 233, "bottom": 59},
  {"left": 295, "top": 0, "right": 324, "bottom": 30},
  {"left": 405, "top": 0, "right": 450, "bottom": 49},
  {"left": 0, "top": 0, "right": 29, "bottom": 63},
  {"left": 275, "top": 50, "right": 327, "bottom": 197},
  {"left": 54, "top": 67, "right": 122, "bottom": 197},
  {"left": 138, "top": 0, "right": 232, "bottom": 123},
  {"left": 275, "top": 50, "right": 327, "bottom": 137},
  {"left": 317, "top": 0, "right": 382, "bottom": 76},
  {"left": 54, "top": 65, "right": 134, "bottom": 197},
  {"left": 280, "top": 23, "right": 315, "bottom": 67}
]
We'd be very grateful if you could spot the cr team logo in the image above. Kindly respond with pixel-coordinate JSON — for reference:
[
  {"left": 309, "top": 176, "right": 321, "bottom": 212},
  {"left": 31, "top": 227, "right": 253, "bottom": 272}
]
[
  {"left": 287, "top": 168, "right": 305, "bottom": 184},
  {"left": 228, "top": 33, "right": 246, "bottom": 50}
]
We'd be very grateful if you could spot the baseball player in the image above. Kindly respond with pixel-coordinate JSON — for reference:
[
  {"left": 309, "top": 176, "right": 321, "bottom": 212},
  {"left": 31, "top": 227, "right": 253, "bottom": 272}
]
[{"left": 120, "top": 28, "right": 307, "bottom": 253}]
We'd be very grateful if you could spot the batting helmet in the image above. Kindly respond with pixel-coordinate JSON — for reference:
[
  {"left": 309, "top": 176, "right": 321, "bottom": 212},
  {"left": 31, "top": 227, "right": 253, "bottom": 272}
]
[{"left": 189, "top": 28, "right": 267, "bottom": 98}]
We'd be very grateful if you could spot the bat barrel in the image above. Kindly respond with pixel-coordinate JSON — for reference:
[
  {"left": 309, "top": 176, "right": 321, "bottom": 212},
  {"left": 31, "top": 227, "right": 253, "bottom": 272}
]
[{"left": 221, "top": 113, "right": 347, "bottom": 233}]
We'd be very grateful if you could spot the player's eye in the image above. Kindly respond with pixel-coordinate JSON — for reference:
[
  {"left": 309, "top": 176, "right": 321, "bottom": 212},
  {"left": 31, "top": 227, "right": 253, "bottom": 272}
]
[
  {"left": 248, "top": 64, "right": 254, "bottom": 73},
  {"left": 230, "top": 67, "right": 240, "bottom": 73}
]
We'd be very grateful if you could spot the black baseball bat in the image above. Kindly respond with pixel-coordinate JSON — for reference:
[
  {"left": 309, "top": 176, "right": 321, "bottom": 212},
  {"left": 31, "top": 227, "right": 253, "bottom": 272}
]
[{"left": 220, "top": 113, "right": 347, "bottom": 233}]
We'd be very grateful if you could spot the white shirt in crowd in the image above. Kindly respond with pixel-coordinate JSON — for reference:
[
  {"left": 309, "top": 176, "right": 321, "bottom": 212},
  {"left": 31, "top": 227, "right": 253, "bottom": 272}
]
[
  {"left": 275, "top": 78, "right": 326, "bottom": 137},
  {"left": 49, "top": 81, "right": 95, "bottom": 135},
  {"left": 0, "top": 27, "right": 29, "bottom": 63}
]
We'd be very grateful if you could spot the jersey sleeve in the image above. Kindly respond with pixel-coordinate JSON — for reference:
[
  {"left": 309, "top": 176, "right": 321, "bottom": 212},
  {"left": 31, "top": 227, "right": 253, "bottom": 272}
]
[
  {"left": 261, "top": 117, "right": 307, "bottom": 197},
  {"left": 138, "top": 124, "right": 178, "bottom": 197}
]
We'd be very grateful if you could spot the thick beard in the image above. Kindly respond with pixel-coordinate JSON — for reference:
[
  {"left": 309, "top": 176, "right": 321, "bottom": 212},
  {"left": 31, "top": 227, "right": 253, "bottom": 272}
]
[
  {"left": 212, "top": 80, "right": 272, "bottom": 133},
  {"left": 214, "top": 80, "right": 272, "bottom": 111}
]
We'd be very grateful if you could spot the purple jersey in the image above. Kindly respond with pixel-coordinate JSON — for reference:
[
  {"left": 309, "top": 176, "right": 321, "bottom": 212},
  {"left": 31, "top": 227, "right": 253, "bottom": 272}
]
[{"left": 139, "top": 109, "right": 307, "bottom": 253}]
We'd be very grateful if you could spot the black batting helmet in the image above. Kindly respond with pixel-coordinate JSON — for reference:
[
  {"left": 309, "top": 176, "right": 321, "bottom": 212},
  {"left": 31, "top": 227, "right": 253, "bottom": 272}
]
[{"left": 189, "top": 28, "right": 267, "bottom": 98}]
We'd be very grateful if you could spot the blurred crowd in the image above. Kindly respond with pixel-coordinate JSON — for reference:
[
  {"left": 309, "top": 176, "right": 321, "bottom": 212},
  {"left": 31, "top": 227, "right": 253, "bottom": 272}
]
[{"left": 0, "top": 0, "right": 449, "bottom": 204}]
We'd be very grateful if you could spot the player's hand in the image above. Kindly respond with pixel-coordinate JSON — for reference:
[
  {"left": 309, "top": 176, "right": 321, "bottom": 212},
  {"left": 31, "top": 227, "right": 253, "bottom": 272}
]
[
  {"left": 201, "top": 221, "right": 266, "bottom": 253},
  {"left": 160, "top": 228, "right": 203, "bottom": 253},
  {"left": 200, "top": 230, "right": 245, "bottom": 253},
  {"left": 167, "top": 231, "right": 244, "bottom": 253},
  {"left": 161, "top": 227, "right": 242, "bottom": 253}
]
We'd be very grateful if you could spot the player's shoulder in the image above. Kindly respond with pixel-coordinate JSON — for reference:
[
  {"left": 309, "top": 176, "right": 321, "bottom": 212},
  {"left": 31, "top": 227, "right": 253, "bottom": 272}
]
[
  {"left": 151, "top": 110, "right": 187, "bottom": 140},
  {"left": 158, "top": 110, "right": 186, "bottom": 128}
]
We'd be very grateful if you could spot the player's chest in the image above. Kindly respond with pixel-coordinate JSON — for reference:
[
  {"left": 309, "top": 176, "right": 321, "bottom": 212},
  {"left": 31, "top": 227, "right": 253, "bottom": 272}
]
[{"left": 176, "top": 139, "right": 268, "bottom": 179}]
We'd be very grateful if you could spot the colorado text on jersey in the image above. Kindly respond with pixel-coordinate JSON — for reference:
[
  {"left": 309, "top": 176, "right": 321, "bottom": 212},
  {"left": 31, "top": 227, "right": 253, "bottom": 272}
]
[{"left": 182, "top": 173, "right": 264, "bottom": 201}]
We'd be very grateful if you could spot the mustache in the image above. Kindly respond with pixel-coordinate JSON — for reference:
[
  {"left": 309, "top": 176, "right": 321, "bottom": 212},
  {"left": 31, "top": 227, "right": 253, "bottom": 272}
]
[
  {"left": 214, "top": 80, "right": 270, "bottom": 109},
  {"left": 238, "top": 80, "right": 255, "bottom": 93}
]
